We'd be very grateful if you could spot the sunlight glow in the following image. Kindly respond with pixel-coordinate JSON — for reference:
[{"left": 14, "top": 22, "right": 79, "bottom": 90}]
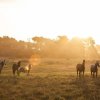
[
  {"left": 0, "top": 0, "right": 100, "bottom": 44},
  {"left": 29, "top": 54, "right": 41, "bottom": 66}
]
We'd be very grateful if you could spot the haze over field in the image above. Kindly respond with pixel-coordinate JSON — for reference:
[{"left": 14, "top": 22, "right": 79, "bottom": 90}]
[
  {"left": 0, "top": 0, "right": 100, "bottom": 44},
  {"left": 1, "top": 1, "right": 100, "bottom": 100}
]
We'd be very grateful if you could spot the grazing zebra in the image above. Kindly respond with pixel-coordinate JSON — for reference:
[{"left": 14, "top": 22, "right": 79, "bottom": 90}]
[
  {"left": 12, "top": 61, "right": 21, "bottom": 76},
  {"left": 17, "top": 64, "right": 32, "bottom": 76},
  {"left": 76, "top": 60, "right": 85, "bottom": 77},
  {"left": 91, "top": 61, "right": 99, "bottom": 78},
  {"left": 0, "top": 60, "right": 5, "bottom": 74}
]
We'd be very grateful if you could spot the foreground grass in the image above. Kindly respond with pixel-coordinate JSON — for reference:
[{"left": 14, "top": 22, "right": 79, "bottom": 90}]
[
  {"left": 0, "top": 59, "right": 100, "bottom": 100},
  {"left": 0, "top": 74, "right": 100, "bottom": 100}
]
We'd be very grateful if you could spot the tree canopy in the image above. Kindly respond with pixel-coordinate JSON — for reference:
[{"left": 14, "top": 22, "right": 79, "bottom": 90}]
[{"left": 0, "top": 35, "right": 99, "bottom": 59}]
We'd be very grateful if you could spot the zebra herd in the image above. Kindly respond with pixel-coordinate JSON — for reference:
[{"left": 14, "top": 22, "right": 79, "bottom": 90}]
[
  {"left": 0, "top": 59, "right": 99, "bottom": 77},
  {"left": 76, "top": 60, "right": 100, "bottom": 78},
  {"left": 0, "top": 60, "right": 32, "bottom": 76}
]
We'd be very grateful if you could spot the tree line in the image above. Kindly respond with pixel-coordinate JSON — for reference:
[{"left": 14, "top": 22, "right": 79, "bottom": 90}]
[{"left": 0, "top": 36, "right": 99, "bottom": 59}]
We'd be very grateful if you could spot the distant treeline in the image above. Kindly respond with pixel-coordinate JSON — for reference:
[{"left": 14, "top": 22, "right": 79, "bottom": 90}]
[{"left": 0, "top": 36, "right": 99, "bottom": 59}]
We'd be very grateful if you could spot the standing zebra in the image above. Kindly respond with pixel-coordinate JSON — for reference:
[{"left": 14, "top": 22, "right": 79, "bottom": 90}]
[
  {"left": 76, "top": 60, "right": 85, "bottom": 77},
  {"left": 91, "top": 61, "right": 99, "bottom": 78}
]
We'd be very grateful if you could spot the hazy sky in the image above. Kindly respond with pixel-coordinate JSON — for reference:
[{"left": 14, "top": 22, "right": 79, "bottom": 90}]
[{"left": 0, "top": 0, "right": 100, "bottom": 44}]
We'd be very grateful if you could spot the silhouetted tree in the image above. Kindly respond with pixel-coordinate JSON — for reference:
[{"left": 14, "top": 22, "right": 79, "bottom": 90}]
[{"left": 83, "top": 37, "right": 99, "bottom": 59}]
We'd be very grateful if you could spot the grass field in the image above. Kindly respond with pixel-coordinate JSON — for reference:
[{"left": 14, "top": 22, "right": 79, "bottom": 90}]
[{"left": 0, "top": 58, "right": 100, "bottom": 100}]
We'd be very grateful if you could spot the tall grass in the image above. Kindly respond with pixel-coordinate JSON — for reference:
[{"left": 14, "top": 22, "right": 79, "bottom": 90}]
[{"left": 0, "top": 58, "right": 100, "bottom": 100}]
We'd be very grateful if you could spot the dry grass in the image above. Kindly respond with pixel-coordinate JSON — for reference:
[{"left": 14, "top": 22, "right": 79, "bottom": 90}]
[{"left": 0, "top": 58, "right": 100, "bottom": 100}]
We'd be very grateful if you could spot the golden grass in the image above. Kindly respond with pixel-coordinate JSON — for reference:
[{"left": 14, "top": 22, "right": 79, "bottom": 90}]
[{"left": 0, "top": 59, "right": 100, "bottom": 100}]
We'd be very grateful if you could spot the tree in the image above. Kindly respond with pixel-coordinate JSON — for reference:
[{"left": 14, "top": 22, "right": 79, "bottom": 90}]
[
  {"left": 69, "top": 37, "right": 84, "bottom": 59},
  {"left": 57, "top": 36, "right": 69, "bottom": 44},
  {"left": 83, "top": 37, "right": 99, "bottom": 59}
]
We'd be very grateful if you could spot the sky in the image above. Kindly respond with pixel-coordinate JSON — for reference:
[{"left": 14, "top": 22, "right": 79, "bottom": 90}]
[{"left": 0, "top": 0, "right": 100, "bottom": 44}]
